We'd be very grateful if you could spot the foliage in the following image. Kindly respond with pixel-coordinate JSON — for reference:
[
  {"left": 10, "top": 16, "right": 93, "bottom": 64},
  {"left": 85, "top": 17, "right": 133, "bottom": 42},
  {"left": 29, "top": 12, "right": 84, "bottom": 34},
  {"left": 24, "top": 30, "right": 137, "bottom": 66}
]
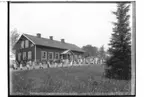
[
  {"left": 105, "top": 3, "right": 131, "bottom": 80},
  {"left": 10, "top": 28, "right": 20, "bottom": 54},
  {"left": 82, "top": 45, "right": 107, "bottom": 64},
  {"left": 82, "top": 45, "right": 99, "bottom": 57},
  {"left": 98, "top": 45, "right": 106, "bottom": 60}
]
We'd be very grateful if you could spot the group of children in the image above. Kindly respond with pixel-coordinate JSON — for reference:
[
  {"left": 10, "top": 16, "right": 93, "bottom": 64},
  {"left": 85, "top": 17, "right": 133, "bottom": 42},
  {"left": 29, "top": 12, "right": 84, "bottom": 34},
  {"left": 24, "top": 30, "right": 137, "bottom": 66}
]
[{"left": 10, "top": 57, "right": 105, "bottom": 70}]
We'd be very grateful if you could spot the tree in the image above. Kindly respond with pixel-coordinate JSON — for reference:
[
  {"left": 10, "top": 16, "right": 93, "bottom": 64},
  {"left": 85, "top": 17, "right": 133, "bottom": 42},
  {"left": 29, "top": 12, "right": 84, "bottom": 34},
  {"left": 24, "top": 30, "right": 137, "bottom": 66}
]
[
  {"left": 105, "top": 3, "right": 131, "bottom": 80},
  {"left": 98, "top": 45, "right": 106, "bottom": 62},
  {"left": 10, "top": 28, "right": 20, "bottom": 54},
  {"left": 82, "top": 45, "right": 98, "bottom": 57}
]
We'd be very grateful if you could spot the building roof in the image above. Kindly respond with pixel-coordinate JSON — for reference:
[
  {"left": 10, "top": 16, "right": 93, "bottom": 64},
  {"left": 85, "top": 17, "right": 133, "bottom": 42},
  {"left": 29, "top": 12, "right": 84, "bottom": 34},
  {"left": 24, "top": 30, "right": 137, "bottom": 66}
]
[
  {"left": 61, "top": 49, "right": 74, "bottom": 55},
  {"left": 23, "top": 34, "right": 85, "bottom": 53}
]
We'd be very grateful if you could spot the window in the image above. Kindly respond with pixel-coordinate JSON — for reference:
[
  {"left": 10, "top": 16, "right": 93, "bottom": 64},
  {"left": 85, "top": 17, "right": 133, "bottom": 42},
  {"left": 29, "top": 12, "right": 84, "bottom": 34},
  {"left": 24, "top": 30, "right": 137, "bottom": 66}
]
[
  {"left": 21, "top": 41, "right": 24, "bottom": 48},
  {"left": 41, "top": 51, "right": 47, "bottom": 60},
  {"left": 55, "top": 52, "right": 59, "bottom": 60},
  {"left": 23, "top": 52, "right": 26, "bottom": 60},
  {"left": 25, "top": 40, "right": 29, "bottom": 48},
  {"left": 18, "top": 53, "right": 21, "bottom": 61},
  {"left": 48, "top": 52, "right": 53, "bottom": 60},
  {"left": 28, "top": 51, "right": 32, "bottom": 60}
]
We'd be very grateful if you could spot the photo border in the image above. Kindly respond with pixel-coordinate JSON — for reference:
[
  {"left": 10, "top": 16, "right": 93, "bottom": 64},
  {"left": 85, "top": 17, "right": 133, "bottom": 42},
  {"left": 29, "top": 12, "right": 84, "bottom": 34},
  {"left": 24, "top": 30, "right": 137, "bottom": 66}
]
[{"left": 8, "top": 1, "right": 136, "bottom": 97}]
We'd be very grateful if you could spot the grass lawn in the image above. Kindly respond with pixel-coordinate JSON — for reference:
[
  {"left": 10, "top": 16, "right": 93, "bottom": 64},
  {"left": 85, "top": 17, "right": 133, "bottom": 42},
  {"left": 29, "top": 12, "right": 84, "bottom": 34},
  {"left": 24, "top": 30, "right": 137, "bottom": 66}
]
[{"left": 10, "top": 64, "right": 131, "bottom": 95}]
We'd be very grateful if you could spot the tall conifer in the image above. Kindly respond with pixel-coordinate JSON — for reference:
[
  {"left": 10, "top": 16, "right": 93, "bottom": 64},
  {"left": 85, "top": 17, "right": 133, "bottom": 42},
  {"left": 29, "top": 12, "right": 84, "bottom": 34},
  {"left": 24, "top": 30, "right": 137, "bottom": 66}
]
[{"left": 105, "top": 3, "right": 131, "bottom": 80}]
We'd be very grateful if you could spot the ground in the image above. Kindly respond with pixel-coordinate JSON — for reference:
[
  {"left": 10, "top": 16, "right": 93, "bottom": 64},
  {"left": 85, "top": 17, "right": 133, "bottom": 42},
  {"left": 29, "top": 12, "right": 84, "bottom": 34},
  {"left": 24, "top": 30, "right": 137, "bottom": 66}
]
[{"left": 10, "top": 64, "right": 131, "bottom": 95}]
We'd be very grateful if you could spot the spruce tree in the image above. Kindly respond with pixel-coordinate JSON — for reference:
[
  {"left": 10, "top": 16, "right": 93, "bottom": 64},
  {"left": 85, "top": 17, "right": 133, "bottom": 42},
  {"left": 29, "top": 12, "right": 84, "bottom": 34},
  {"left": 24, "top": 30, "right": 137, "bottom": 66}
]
[
  {"left": 98, "top": 45, "right": 106, "bottom": 62},
  {"left": 105, "top": 3, "right": 131, "bottom": 80}
]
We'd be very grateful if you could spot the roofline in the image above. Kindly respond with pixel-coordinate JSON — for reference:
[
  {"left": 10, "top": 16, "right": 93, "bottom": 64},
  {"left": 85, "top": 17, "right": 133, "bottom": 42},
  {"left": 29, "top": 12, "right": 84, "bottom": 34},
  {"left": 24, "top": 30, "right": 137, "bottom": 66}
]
[
  {"left": 71, "top": 50, "right": 85, "bottom": 53},
  {"left": 36, "top": 44, "right": 84, "bottom": 53},
  {"left": 13, "top": 33, "right": 85, "bottom": 53},
  {"left": 61, "top": 49, "right": 75, "bottom": 55},
  {"left": 23, "top": 34, "right": 36, "bottom": 44},
  {"left": 13, "top": 33, "right": 36, "bottom": 47},
  {"left": 13, "top": 34, "right": 23, "bottom": 49}
]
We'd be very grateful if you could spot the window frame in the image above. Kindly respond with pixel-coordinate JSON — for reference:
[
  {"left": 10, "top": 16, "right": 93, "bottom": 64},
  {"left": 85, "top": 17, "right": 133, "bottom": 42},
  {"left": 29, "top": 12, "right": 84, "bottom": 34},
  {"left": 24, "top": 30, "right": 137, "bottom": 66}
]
[
  {"left": 48, "top": 52, "right": 53, "bottom": 60},
  {"left": 41, "top": 51, "right": 47, "bottom": 60},
  {"left": 23, "top": 52, "right": 26, "bottom": 60},
  {"left": 55, "top": 52, "right": 59, "bottom": 60},
  {"left": 21, "top": 41, "right": 24, "bottom": 49},
  {"left": 25, "top": 40, "right": 29, "bottom": 48},
  {"left": 28, "top": 51, "right": 32, "bottom": 60}
]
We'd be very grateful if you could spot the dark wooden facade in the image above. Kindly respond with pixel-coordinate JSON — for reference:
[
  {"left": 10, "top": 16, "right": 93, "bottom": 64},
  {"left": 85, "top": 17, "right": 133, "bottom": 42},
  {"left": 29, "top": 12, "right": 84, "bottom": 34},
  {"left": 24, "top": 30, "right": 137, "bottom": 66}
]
[
  {"left": 36, "top": 45, "right": 83, "bottom": 61},
  {"left": 14, "top": 34, "right": 84, "bottom": 65},
  {"left": 15, "top": 35, "right": 35, "bottom": 64}
]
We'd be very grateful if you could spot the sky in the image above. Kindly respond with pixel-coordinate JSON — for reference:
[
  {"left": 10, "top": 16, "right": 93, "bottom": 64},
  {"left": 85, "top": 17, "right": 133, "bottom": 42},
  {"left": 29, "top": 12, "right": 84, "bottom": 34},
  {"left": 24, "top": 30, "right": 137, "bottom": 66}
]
[{"left": 10, "top": 3, "right": 132, "bottom": 50}]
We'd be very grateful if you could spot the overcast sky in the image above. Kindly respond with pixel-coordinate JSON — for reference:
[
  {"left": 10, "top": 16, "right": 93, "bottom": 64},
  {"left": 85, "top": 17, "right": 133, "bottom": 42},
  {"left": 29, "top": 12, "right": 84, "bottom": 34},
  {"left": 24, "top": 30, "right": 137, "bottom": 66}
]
[{"left": 10, "top": 3, "right": 132, "bottom": 50}]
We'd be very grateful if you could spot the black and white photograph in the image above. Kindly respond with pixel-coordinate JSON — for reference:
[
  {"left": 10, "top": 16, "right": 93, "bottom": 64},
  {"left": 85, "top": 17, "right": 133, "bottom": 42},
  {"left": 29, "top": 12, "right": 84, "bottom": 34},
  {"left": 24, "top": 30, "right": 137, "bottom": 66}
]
[{"left": 8, "top": 1, "right": 135, "bottom": 96}]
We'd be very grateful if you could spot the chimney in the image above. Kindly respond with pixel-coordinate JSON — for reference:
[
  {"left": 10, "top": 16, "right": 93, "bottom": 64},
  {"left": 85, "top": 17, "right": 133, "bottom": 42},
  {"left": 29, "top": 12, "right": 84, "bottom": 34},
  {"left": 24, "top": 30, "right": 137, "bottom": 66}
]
[
  {"left": 61, "top": 39, "right": 65, "bottom": 43},
  {"left": 50, "top": 36, "right": 53, "bottom": 40},
  {"left": 37, "top": 33, "right": 41, "bottom": 38}
]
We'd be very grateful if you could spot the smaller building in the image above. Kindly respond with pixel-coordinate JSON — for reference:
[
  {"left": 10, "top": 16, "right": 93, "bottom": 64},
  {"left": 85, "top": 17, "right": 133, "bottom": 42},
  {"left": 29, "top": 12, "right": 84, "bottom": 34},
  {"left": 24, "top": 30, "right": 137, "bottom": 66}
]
[{"left": 13, "top": 33, "right": 85, "bottom": 66}]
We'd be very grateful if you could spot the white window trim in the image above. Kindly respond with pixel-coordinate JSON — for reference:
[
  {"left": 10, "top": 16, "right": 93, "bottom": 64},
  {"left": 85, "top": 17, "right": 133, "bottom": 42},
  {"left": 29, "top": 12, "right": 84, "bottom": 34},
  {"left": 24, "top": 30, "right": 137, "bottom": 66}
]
[
  {"left": 25, "top": 40, "right": 29, "bottom": 48},
  {"left": 48, "top": 52, "right": 53, "bottom": 60},
  {"left": 41, "top": 51, "right": 47, "bottom": 60},
  {"left": 13, "top": 34, "right": 35, "bottom": 49},
  {"left": 23, "top": 34, "right": 35, "bottom": 44},
  {"left": 21, "top": 41, "right": 24, "bottom": 49},
  {"left": 28, "top": 51, "right": 32, "bottom": 60},
  {"left": 23, "top": 52, "right": 26, "bottom": 60},
  {"left": 55, "top": 52, "right": 59, "bottom": 60}
]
